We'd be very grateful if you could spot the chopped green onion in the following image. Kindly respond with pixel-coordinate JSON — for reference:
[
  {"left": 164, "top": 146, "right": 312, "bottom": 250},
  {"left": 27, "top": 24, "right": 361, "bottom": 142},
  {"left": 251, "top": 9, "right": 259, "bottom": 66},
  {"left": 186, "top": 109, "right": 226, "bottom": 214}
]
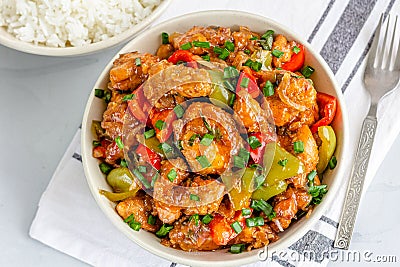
[
  {"left": 202, "top": 214, "right": 213, "bottom": 224},
  {"left": 231, "top": 221, "right": 243, "bottom": 234},
  {"left": 124, "top": 214, "right": 134, "bottom": 223},
  {"left": 251, "top": 199, "right": 273, "bottom": 217},
  {"left": 307, "top": 170, "right": 317, "bottom": 182},
  {"left": 267, "top": 211, "right": 276, "bottom": 220},
  {"left": 151, "top": 171, "right": 159, "bottom": 187},
  {"left": 244, "top": 49, "right": 251, "bottom": 55},
  {"left": 188, "top": 134, "right": 200, "bottom": 146},
  {"left": 224, "top": 40, "right": 235, "bottom": 52},
  {"left": 196, "top": 155, "right": 210, "bottom": 168},
  {"left": 158, "top": 142, "right": 173, "bottom": 153},
  {"left": 234, "top": 155, "right": 246, "bottom": 169},
  {"left": 129, "top": 221, "right": 141, "bottom": 231},
  {"left": 135, "top": 57, "right": 141, "bottom": 66},
  {"left": 251, "top": 61, "right": 262, "bottom": 72},
  {"left": 202, "top": 116, "right": 213, "bottom": 132},
  {"left": 155, "top": 120, "right": 166, "bottom": 130},
  {"left": 246, "top": 217, "right": 264, "bottom": 227},
  {"left": 148, "top": 214, "right": 156, "bottom": 225},
  {"left": 223, "top": 66, "right": 239, "bottom": 79},
  {"left": 94, "top": 89, "right": 104, "bottom": 98},
  {"left": 189, "top": 214, "right": 199, "bottom": 226},
  {"left": 180, "top": 42, "right": 192, "bottom": 50},
  {"left": 167, "top": 169, "right": 177, "bottom": 182},
  {"left": 93, "top": 140, "right": 101, "bottom": 147},
  {"left": 228, "top": 93, "right": 236, "bottom": 106},
  {"left": 249, "top": 36, "right": 258, "bottom": 40},
  {"left": 201, "top": 54, "right": 210, "bottom": 61},
  {"left": 133, "top": 169, "right": 151, "bottom": 189},
  {"left": 238, "top": 148, "right": 250, "bottom": 163},
  {"left": 193, "top": 41, "right": 210, "bottom": 48},
  {"left": 138, "top": 165, "right": 147, "bottom": 173},
  {"left": 120, "top": 159, "right": 128, "bottom": 167},
  {"left": 173, "top": 104, "right": 184, "bottom": 118},
  {"left": 190, "top": 194, "right": 200, "bottom": 201},
  {"left": 272, "top": 49, "right": 284, "bottom": 58},
  {"left": 200, "top": 133, "right": 214, "bottom": 146},
  {"left": 263, "top": 81, "right": 274, "bottom": 96},
  {"left": 161, "top": 32, "right": 169, "bottom": 44},
  {"left": 104, "top": 90, "right": 111, "bottom": 103},
  {"left": 240, "top": 77, "right": 249, "bottom": 88},
  {"left": 213, "top": 46, "right": 223, "bottom": 54},
  {"left": 248, "top": 135, "right": 262, "bottom": 149},
  {"left": 293, "top": 141, "right": 304, "bottom": 153},
  {"left": 301, "top": 65, "right": 315, "bottom": 78},
  {"left": 122, "top": 93, "right": 135, "bottom": 101},
  {"left": 309, "top": 184, "right": 328, "bottom": 204},
  {"left": 115, "top": 136, "right": 124, "bottom": 149},
  {"left": 144, "top": 129, "right": 156, "bottom": 139},
  {"left": 223, "top": 80, "right": 236, "bottom": 92},
  {"left": 99, "top": 162, "right": 112, "bottom": 174},
  {"left": 278, "top": 158, "right": 288, "bottom": 167},
  {"left": 241, "top": 208, "right": 251, "bottom": 216},
  {"left": 156, "top": 224, "right": 173, "bottom": 237},
  {"left": 254, "top": 174, "right": 265, "bottom": 189},
  {"left": 293, "top": 46, "right": 301, "bottom": 54},
  {"left": 218, "top": 48, "right": 230, "bottom": 60},
  {"left": 244, "top": 59, "right": 252, "bottom": 67},
  {"left": 276, "top": 67, "right": 282, "bottom": 70},
  {"left": 230, "top": 244, "right": 245, "bottom": 254},
  {"left": 261, "top": 30, "right": 274, "bottom": 40},
  {"left": 329, "top": 156, "right": 337, "bottom": 169}
]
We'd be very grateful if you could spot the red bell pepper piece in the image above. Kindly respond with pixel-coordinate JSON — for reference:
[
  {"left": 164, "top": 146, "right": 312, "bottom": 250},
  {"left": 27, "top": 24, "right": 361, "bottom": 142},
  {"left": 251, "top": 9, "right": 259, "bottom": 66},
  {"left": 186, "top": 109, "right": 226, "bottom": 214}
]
[
  {"left": 209, "top": 210, "right": 250, "bottom": 245},
  {"left": 150, "top": 108, "right": 176, "bottom": 143},
  {"left": 236, "top": 69, "right": 260, "bottom": 98},
  {"left": 248, "top": 132, "right": 266, "bottom": 165},
  {"left": 310, "top": 92, "right": 337, "bottom": 133},
  {"left": 282, "top": 44, "right": 305, "bottom": 72},
  {"left": 167, "top": 50, "right": 198, "bottom": 68},
  {"left": 127, "top": 85, "right": 151, "bottom": 124},
  {"left": 135, "top": 144, "right": 161, "bottom": 170}
]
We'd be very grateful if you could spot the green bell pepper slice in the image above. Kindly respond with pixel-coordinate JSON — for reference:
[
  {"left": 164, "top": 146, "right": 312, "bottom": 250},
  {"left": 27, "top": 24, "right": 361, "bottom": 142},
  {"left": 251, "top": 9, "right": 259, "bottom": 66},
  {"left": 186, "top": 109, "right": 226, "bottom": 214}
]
[
  {"left": 251, "top": 180, "right": 287, "bottom": 200},
  {"left": 316, "top": 126, "right": 337, "bottom": 173},
  {"left": 228, "top": 167, "right": 256, "bottom": 210},
  {"left": 263, "top": 142, "right": 304, "bottom": 185},
  {"left": 208, "top": 70, "right": 234, "bottom": 108}
]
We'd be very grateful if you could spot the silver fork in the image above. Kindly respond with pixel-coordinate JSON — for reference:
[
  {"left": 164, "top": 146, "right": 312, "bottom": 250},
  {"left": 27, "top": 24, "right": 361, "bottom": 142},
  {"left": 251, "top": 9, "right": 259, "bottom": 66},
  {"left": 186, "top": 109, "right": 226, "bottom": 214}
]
[{"left": 334, "top": 14, "right": 400, "bottom": 250}]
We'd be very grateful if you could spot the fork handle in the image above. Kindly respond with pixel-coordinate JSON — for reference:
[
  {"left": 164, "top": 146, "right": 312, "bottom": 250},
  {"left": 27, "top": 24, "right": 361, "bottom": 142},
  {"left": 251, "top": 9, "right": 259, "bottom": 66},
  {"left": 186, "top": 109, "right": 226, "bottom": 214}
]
[{"left": 334, "top": 115, "right": 377, "bottom": 249}]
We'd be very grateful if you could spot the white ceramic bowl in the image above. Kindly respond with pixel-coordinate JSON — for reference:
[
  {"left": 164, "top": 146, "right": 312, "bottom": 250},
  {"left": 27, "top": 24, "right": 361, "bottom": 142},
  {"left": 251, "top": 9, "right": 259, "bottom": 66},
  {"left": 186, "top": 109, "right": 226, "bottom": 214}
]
[
  {"left": 0, "top": 0, "right": 171, "bottom": 57},
  {"left": 82, "top": 10, "right": 349, "bottom": 267}
]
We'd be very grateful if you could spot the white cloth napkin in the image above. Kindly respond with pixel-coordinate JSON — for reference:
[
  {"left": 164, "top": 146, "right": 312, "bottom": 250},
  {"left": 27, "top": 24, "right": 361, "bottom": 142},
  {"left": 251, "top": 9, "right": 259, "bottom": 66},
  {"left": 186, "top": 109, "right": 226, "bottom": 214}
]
[{"left": 30, "top": 0, "right": 400, "bottom": 266}]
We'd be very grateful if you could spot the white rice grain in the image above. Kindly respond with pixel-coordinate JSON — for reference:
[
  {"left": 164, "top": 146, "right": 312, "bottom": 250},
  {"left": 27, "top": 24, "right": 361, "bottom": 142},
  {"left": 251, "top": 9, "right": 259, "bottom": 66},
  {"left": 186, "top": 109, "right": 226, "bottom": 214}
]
[{"left": 0, "top": 0, "right": 161, "bottom": 47}]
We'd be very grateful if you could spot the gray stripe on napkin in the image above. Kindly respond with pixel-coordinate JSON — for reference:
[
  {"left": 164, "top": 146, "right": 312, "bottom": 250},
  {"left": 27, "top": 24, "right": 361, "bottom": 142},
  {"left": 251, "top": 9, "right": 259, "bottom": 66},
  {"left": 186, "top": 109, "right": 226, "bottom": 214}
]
[
  {"left": 307, "top": 0, "right": 336, "bottom": 43},
  {"left": 320, "top": 0, "right": 378, "bottom": 74},
  {"left": 272, "top": 255, "right": 296, "bottom": 267},
  {"left": 289, "top": 230, "right": 334, "bottom": 263},
  {"left": 72, "top": 152, "right": 82, "bottom": 162},
  {"left": 320, "top": 215, "right": 339, "bottom": 228},
  {"left": 341, "top": 0, "right": 396, "bottom": 92}
]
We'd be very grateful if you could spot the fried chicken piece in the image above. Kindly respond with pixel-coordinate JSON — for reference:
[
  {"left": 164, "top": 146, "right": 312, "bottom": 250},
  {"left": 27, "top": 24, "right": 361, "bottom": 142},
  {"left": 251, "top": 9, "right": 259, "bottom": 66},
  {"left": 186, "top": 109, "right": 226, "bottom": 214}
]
[
  {"left": 109, "top": 52, "right": 160, "bottom": 91},
  {"left": 116, "top": 192, "right": 160, "bottom": 232}
]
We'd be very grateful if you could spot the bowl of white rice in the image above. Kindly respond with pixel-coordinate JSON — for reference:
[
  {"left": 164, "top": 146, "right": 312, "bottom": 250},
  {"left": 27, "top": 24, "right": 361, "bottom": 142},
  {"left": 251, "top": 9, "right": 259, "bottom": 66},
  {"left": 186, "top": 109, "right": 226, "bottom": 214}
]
[{"left": 0, "top": 0, "right": 171, "bottom": 56}]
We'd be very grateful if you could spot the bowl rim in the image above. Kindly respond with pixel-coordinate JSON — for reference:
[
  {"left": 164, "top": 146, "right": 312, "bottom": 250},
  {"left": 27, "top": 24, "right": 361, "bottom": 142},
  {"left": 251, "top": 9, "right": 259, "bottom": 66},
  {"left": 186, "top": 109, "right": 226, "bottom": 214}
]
[
  {"left": 0, "top": 0, "right": 172, "bottom": 57},
  {"left": 81, "top": 10, "right": 349, "bottom": 267}
]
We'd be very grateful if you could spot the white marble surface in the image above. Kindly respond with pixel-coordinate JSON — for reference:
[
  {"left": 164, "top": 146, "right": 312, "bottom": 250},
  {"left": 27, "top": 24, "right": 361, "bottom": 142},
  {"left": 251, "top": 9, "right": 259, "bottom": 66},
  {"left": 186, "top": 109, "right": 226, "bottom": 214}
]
[{"left": 1, "top": 33, "right": 399, "bottom": 267}]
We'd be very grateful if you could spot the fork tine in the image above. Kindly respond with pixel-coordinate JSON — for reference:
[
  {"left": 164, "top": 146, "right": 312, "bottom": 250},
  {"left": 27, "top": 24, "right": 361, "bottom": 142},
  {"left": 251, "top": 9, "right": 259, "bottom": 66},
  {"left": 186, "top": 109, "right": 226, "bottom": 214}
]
[
  {"left": 386, "top": 15, "right": 398, "bottom": 70},
  {"left": 367, "top": 14, "right": 384, "bottom": 69},
  {"left": 393, "top": 16, "right": 400, "bottom": 71},
  {"left": 377, "top": 14, "right": 390, "bottom": 68}
]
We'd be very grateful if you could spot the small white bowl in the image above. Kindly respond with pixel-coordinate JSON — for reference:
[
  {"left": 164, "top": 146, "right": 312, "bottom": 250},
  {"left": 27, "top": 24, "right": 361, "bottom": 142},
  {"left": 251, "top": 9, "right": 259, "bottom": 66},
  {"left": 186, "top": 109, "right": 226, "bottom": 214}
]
[
  {"left": 0, "top": 0, "right": 171, "bottom": 57},
  {"left": 81, "top": 10, "right": 349, "bottom": 267}
]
